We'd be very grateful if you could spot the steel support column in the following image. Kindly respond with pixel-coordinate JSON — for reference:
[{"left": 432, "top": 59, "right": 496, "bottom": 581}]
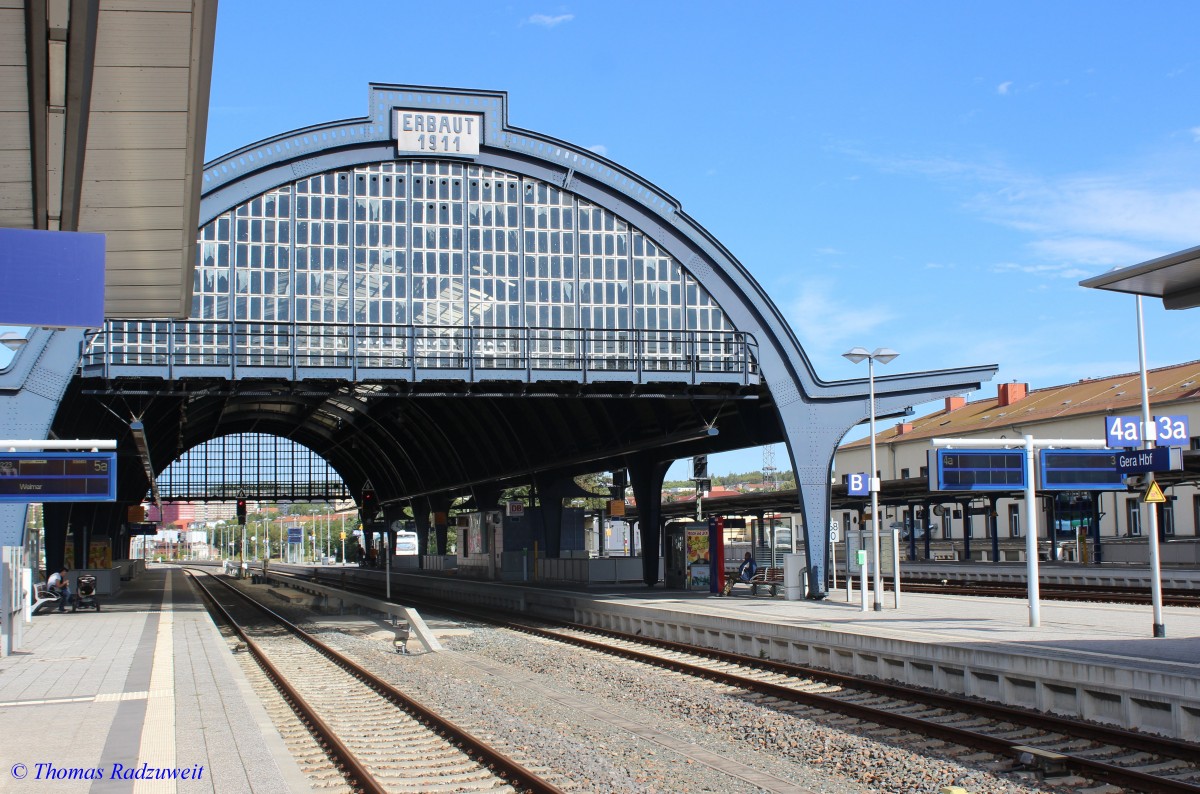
[
  {"left": 628, "top": 456, "right": 671, "bottom": 587},
  {"left": 0, "top": 329, "right": 86, "bottom": 549}
]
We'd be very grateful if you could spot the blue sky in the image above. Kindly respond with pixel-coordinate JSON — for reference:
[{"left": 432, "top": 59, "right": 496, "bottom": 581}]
[
  {"left": 16, "top": 1, "right": 1200, "bottom": 481},
  {"left": 199, "top": 2, "right": 1200, "bottom": 479}
]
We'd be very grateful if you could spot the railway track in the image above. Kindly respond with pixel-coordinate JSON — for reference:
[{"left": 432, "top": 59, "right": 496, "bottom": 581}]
[
  {"left": 184, "top": 568, "right": 565, "bottom": 794},
  {"left": 897, "top": 579, "right": 1200, "bottom": 607},
  {"left": 513, "top": 620, "right": 1200, "bottom": 793},
  {"left": 292, "top": 567, "right": 1200, "bottom": 793}
]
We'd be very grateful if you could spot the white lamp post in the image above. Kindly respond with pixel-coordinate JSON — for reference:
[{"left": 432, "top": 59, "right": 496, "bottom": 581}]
[
  {"left": 843, "top": 346, "right": 899, "bottom": 612},
  {"left": 1135, "top": 296, "right": 1166, "bottom": 637}
]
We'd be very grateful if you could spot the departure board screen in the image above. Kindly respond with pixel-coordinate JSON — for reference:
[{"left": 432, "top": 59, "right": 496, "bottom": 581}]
[
  {"left": 931, "top": 449, "right": 1025, "bottom": 491},
  {"left": 0, "top": 452, "right": 117, "bottom": 502},
  {"left": 1038, "top": 450, "right": 1125, "bottom": 491}
]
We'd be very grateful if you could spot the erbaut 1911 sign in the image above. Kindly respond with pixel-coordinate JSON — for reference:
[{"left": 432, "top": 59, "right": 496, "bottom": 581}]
[{"left": 394, "top": 110, "right": 481, "bottom": 155}]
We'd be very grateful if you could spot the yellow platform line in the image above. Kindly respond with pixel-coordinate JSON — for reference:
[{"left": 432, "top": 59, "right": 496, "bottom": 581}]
[{"left": 133, "top": 571, "right": 176, "bottom": 794}]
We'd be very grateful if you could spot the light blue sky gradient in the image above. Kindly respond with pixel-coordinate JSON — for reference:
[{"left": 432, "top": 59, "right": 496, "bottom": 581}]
[{"left": 14, "top": 2, "right": 1200, "bottom": 481}]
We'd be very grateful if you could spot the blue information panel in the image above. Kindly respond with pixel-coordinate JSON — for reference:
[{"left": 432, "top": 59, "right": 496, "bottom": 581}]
[
  {"left": 0, "top": 452, "right": 117, "bottom": 502},
  {"left": 0, "top": 228, "right": 106, "bottom": 328},
  {"left": 1038, "top": 449, "right": 1125, "bottom": 491},
  {"left": 286, "top": 526, "right": 303, "bottom": 544},
  {"left": 930, "top": 449, "right": 1025, "bottom": 491}
]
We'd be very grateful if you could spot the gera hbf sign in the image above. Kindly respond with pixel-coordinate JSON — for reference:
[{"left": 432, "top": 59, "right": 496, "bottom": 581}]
[
  {"left": 1115, "top": 446, "right": 1183, "bottom": 475},
  {"left": 1105, "top": 415, "right": 1189, "bottom": 447}
]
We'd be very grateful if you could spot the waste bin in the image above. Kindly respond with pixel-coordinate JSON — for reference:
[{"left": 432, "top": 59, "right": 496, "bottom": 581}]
[{"left": 784, "top": 553, "right": 807, "bottom": 601}]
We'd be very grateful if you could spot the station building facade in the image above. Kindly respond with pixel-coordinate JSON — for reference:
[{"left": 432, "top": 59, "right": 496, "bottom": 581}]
[{"left": 834, "top": 361, "right": 1200, "bottom": 563}]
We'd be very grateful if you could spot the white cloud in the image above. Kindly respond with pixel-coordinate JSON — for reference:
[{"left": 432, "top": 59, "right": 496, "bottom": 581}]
[
  {"left": 785, "top": 279, "right": 897, "bottom": 361},
  {"left": 1025, "top": 236, "right": 1161, "bottom": 268},
  {"left": 971, "top": 177, "right": 1200, "bottom": 249},
  {"left": 527, "top": 13, "right": 574, "bottom": 27},
  {"left": 993, "top": 261, "right": 1090, "bottom": 279},
  {"left": 997, "top": 81, "right": 1013, "bottom": 95},
  {"left": 1191, "top": 126, "right": 1200, "bottom": 142},
  {"left": 865, "top": 150, "right": 1200, "bottom": 271},
  {"left": 586, "top": 144, "right": 608, "bottom": 156}
]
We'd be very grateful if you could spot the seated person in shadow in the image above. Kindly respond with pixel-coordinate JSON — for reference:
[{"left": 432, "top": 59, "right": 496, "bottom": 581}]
[
  {"left": 47, "top": 567, "right": 72, "bottom": 612},
  {"left": 737, "top": 552, "right": 758, "bottom": 582}
]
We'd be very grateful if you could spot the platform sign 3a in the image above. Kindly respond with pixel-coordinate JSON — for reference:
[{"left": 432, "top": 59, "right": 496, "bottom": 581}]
[{"left": 1106, "top": 415, "right": 1190, "bottom": 447}]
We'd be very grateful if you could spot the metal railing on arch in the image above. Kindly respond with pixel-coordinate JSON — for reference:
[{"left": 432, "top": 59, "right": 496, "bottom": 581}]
[{"left": 81, "top": 320, "right": 760, "bottom": 385}]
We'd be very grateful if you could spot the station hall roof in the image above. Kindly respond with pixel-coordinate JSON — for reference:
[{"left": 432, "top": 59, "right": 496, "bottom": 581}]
[{"left": 0, "top": 0, "right": 217, "bottom": 318}]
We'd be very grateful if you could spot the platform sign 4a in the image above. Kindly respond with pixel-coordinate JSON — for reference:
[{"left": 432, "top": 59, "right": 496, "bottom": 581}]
[{"left": 1106, "top": 415, "right": 1190, "bottom": 447}]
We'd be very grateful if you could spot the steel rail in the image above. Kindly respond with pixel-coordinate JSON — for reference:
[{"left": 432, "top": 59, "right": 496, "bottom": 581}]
[
  {"left": 184, "top": 569, "right": 384, "bottom": 794},
  {"left": 192, "top": 568, "right": 565, "bottom": 794},
  {"left": 288, "top": 567, "right": 1200, "bottom": 794},
  {"left": 897, "top": 580, "right": 1200, "bottom": 607},
  {"left": 522, "top": 625, "right": 1200, "bottom": 794}
]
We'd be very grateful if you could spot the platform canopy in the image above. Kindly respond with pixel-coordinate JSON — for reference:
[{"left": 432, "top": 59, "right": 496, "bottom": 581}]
[
  {"left": 0, "top": 0, "right": 217, "bottom": 319},
  {"left": 1079, "top": 244, "right": 1200, "bottom": 310}
]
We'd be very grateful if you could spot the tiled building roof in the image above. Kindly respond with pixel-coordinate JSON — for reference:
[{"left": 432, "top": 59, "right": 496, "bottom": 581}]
[{"left": 841, "top": 360, "right": 1200, "bottom": 450}]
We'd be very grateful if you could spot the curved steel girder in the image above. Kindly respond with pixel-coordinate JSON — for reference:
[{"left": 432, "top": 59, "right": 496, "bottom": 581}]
[
  {"left": 51, "top": 386, "right": 390, "bottom": 506},
  {"left": 200, "top": 135, "right": 997, "bottom": 410}
]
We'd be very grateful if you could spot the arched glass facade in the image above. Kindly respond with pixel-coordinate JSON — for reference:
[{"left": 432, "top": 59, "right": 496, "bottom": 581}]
[{"left": 134, "top": 160, "right": 745, "bottom": 374}]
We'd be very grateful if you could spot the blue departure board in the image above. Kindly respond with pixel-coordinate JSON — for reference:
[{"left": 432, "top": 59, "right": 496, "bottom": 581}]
[
  {"left": 0, "top": 452, "right": 117, "bottom": 502},
  {"left": 930, "top": 449, "right": 1025, "bottom": 491},
  {"left": 1039, "top": 449, "right": 1125, "bottom": 491}
]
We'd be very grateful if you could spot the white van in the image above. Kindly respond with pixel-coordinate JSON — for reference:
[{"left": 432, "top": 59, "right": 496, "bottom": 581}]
[{"left": 394, "top": 530, "right": 419, "bottom": 556}]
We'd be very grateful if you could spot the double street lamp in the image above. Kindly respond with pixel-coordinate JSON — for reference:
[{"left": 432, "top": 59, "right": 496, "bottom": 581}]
[{"left": 843, "top": 346, "right": 899, "bottom": 612}]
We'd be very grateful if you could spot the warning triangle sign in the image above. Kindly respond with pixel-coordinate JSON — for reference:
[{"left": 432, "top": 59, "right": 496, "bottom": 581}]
[{"left": 1143, "top": 481, "right": 1167, "bottom": 504}]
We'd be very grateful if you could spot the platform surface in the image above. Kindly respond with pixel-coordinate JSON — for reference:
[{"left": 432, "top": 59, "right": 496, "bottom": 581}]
[
  {"left": 0, "top": 566, "right": 310, "bottom": 793},
  {"left": 326, "top": 562, "right": 1200, "bottom": 679},
  {"left": 641, "top": 583, "right": 1200, "bottom": 673}
]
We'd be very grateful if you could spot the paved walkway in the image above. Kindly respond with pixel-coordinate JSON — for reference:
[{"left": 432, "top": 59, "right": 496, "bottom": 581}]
[
  {"left": 0, "top": 566, "right": 309, "bottom": 793},
  {"left": 594, "top": 582, "right": 1200, "bottom": 672}
]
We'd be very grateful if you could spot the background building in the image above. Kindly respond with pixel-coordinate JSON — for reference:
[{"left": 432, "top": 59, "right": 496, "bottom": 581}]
[{"left": 835, "top": 361, "right": 1200, "bottom": 563}]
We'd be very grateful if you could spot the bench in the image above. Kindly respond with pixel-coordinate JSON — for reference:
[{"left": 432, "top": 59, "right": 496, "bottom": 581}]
[
  {"left": 31, "top": 585, "right": 62, "bottom": 615},
  {"left": 724, "top": 567, "right": 784, "bottom": 596}
]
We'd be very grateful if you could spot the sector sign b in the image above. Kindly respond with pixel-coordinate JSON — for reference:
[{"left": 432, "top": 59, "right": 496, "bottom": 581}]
[{"left": 847, "top": 473, "right": 869, "bottom": 496}]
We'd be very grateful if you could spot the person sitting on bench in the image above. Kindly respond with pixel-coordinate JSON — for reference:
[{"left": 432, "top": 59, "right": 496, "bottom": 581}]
[
  {"left": 737, "top": 552, "right": 757, "bottom": 583},
  {"left": 47, "top": 567, "right": 72, "bottom": 613}
]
